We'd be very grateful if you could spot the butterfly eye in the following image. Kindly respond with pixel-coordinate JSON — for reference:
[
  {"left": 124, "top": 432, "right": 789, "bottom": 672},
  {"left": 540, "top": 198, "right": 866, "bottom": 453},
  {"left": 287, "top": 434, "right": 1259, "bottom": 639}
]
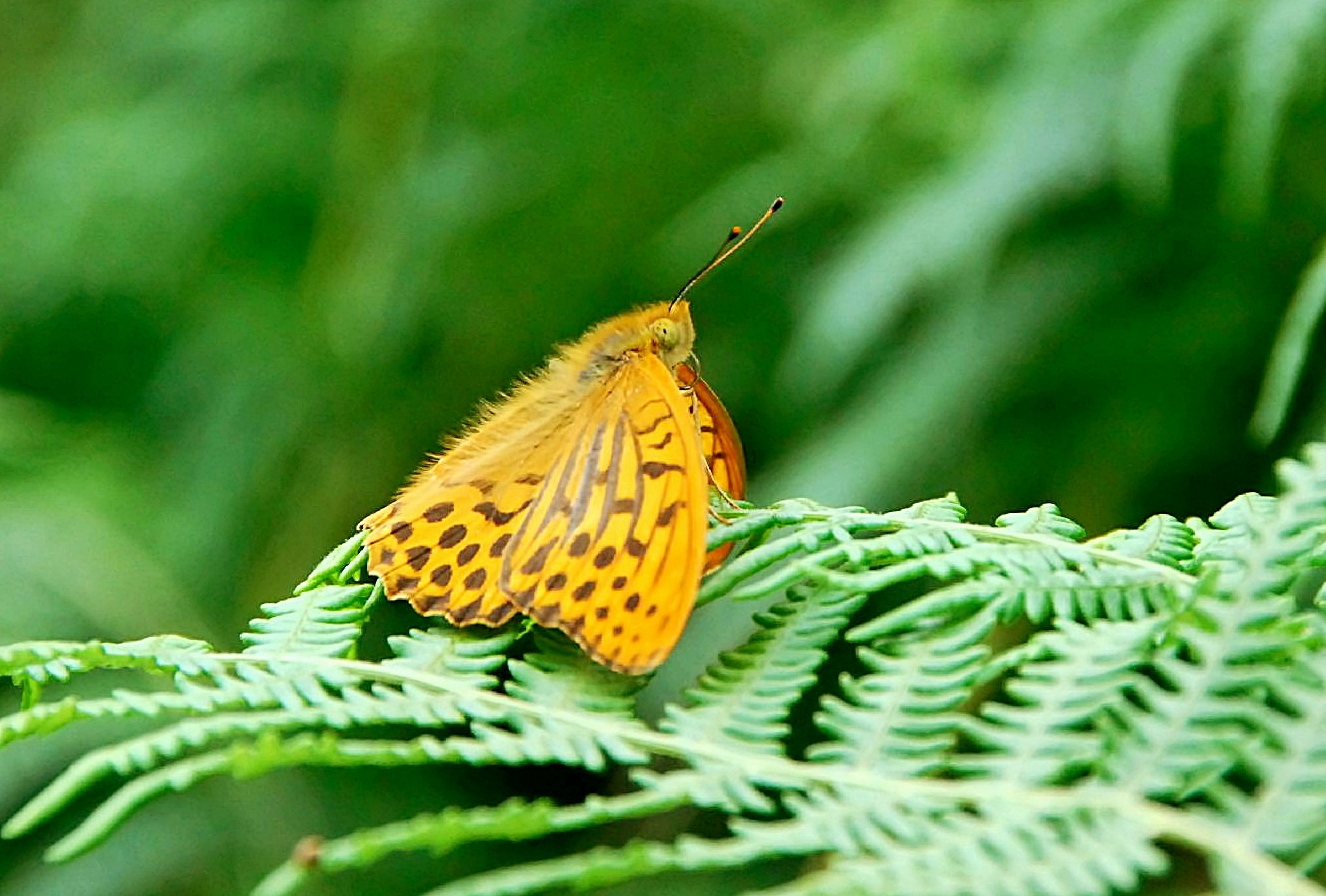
[{"left": 651, "top": 318, "right": 679, "bottom": 350}]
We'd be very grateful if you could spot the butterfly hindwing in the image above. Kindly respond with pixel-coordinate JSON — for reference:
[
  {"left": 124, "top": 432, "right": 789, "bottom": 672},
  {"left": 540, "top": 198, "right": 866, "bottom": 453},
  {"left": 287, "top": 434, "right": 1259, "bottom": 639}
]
[
  {"left": 500, "top": 353, "right": 709, "bottom": 673},
  {"left": 361, "top": 471, "right": 547, "bottom": 626}
]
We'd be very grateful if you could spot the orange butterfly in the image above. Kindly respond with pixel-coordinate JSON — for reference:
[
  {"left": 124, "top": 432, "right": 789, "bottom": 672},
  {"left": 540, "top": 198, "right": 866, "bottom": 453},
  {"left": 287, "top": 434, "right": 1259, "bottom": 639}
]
[{"left": 359, "top": 199, "right": 780, "bottom": 674}]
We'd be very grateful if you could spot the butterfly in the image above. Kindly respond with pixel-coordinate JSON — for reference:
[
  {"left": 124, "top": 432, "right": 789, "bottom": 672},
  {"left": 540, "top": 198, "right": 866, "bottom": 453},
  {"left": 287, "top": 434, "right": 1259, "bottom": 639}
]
[{"left": 359, "top": 199, "right": 780, "bottom": 674}]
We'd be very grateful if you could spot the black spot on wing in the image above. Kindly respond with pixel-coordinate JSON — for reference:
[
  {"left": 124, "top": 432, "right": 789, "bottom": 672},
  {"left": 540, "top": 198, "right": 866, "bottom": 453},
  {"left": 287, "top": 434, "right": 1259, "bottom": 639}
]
[
  {"left": 521, "top": 538, "right": 557, "bottom": 575},
  {"left": 475, "top": 501, "right": 523, "bottom": 525},
  {"left": 406, "top": 545, "right": 432, "bottom": 571},
  {"left": 530, "top": 602, "right": 562, "bottom": 626},
  {"left": 452, "top": 600, "right": 481, "bottom": 622},
  {"left": 424, "top": 502, "right": 454, "bottom": 522},
  {"left": 419, "top": 592, "right": 451, "bottom": 613},
  {"left": 656, "top": 500, "right": 684, "bottom": 527}
]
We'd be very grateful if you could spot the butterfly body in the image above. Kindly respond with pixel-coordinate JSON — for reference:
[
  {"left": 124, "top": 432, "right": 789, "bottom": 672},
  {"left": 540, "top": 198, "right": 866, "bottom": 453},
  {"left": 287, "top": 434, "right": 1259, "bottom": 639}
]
[{"left": 360, "top": 298, "right": 744, "bottom": 674}]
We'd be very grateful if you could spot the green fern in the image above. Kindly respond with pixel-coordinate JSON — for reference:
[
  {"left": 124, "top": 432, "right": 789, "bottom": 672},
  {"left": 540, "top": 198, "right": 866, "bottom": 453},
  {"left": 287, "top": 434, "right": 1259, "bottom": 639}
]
[
  {"left": 9, "top": 447, "right": 1326, "bottom": 894},
  {"left": 240, "top": 531, "right": 377, "bottom": 659}
]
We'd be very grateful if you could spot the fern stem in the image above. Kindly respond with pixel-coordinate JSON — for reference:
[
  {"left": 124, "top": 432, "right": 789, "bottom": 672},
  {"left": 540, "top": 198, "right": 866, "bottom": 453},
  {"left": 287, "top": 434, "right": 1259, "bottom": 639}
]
[
  {"left": 1138, "top": 801, "right": 1326, "bottom": 896},
  {"left": 903, "top": 518, "right": 1195, "bottom": 586},
  {"left": 43, "top": 748, "right": 237, "bottom": 861}
]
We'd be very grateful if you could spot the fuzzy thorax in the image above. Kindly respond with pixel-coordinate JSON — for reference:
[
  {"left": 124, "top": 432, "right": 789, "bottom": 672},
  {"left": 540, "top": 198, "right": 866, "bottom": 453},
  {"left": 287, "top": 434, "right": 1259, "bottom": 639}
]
[{"left": 412, "top": 300, "right": 696, "bottom": 476}]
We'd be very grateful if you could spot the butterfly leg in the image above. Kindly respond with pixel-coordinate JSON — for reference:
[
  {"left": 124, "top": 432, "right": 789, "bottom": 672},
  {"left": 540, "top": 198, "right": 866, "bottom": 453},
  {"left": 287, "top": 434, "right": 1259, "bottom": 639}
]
[{"left": 707, "top": 491, "right": 743, "bottom": 521}]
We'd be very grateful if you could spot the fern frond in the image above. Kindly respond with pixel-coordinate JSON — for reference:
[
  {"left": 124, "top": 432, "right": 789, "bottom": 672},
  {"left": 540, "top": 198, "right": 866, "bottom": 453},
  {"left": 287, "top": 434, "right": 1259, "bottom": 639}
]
[
  {"left": 416, "top": 833, "right": 798, "bottom": 896},
  {"left": 845, "top": 508, "right": 1193, "bottom": 642},
  {"left": 1085, "top": 513, "right": 1196, "bottom": 568},
  {"left": 252, "top": 789, "right": 689, "bottom": 896},
  {"left": 961, "top": 617, "right": 1158, "bottom": 785},
  {"left": 33, "top": 731, "right": 470, "bottom": 862},
  {"left": 10, "top": 445, "right": 1326, "bottom": 894},
  {"left": 457, "top": 631, "right": 651, "bottom": 769},
  {"left": 0, "top": 636, "right": 218, "bottom": 748},
  {"left": 0, "top": 634, "right": 214, "bottom": 684},
  {"left": 1100, "top": 446, "right": 1326, "bottom": 800},
  {"left": 242, "top": 533, "right": 376, "bottom": 658},
  {"left": 741, "top": 805, "right": 1165, "bottom": 896},
  {"left": 664, "top": 585, "right": 864, "bottom": 757},
  {"left": 699, "top": 500, "right": 898, "bottom": 605},
  {"left": 809, "top": 610, "right": 990, "bottom": 777},
  {"left": 993, "top": 502, "right": 1087, "bottom": 539},
  {"left": 1235, "top": 655, "right": 1326, "bottom": 864},
  {"left": 383, "top": 627, "right": 518, "bottom": 687},
  {"left": 292, "top": 531, "right": 369, "bottom": 591}
]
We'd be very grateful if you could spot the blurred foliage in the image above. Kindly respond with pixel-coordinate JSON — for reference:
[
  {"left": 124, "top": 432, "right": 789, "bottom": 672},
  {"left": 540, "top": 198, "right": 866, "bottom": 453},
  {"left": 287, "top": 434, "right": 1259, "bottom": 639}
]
[{"left": 3, "top": 0, "right": 1326, "bottom": 893}]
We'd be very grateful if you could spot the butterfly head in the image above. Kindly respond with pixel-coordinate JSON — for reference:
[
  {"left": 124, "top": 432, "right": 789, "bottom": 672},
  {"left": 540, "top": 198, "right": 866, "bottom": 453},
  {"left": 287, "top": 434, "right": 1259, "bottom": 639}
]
[{"left": 647, "top": 299, "right": 696, "bottom": 366}]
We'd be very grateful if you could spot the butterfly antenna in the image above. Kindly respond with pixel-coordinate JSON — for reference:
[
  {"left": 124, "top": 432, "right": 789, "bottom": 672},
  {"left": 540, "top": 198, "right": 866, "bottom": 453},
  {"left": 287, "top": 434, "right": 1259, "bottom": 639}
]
[{"left": 671, "top": 196, "right": 783, "bottom": 310}]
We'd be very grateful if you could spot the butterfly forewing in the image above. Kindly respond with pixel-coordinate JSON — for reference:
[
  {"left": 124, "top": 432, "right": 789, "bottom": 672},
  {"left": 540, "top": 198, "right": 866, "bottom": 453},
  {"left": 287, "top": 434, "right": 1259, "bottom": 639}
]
[{"left": 500, "top": 354, "right": 709, "bottom": 673}]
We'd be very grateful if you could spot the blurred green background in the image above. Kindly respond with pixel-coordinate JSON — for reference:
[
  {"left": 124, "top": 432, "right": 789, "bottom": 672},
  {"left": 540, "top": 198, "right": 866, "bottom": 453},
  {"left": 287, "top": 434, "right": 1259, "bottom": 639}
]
[{"left": 3, "top": 1, "right": 1326, "bottom": 893}]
